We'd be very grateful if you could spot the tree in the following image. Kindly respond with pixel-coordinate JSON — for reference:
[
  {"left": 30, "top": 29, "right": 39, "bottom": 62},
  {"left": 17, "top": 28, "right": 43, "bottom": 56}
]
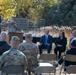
[
  {"left": 0, "top": 0, "right": 15, "bottom": 19},
  {"left": 29, "top": 0, "right": 59, "bottom": 22},
  {"left": 0, "top": 0, "right": 59, "bottom": 20},
  {"left": 15, "top": 0, "right": 39, "bottom": 18},
  {"left": 39, "top": 0, "right": 60, "bottom": 26},
  {"left": 0, "top": 0, "right": 39, "bottom": 19},
  {"left": 43, "top": 0, "right": 76, "bottom": 26}
]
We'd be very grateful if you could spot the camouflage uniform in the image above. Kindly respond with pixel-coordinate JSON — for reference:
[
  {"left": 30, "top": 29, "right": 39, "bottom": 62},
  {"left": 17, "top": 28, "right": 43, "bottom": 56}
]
[
  {"left": 0, "top": 48, "right": 27, "bottom": 74},
  {"left": 18, "top": 41, "right": 39, "bottom": 72}
]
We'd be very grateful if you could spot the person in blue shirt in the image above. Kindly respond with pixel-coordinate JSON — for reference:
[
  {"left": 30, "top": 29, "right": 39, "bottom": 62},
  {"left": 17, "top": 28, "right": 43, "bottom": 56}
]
[{"left": 39, "top": 29, "right": 52, "bottom": 54}]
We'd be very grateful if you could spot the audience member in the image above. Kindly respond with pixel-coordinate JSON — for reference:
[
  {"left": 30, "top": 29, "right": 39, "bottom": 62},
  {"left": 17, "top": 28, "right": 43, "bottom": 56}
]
[
  {"left": 0, "top": 32, "right": 11, "bottom": 56},
  {"left": 54, "top": 31, "right": 67, "bottom": 59},
  {"left": 0, "top": 36, "right": 27, "bottom": 73},
  {"left": 39, "top": 29, "right": 52, "bottom": 54},
  {"left": 1, "top": 29, "right": 7, "bottom": 34},
  {"left": 18, "top": 33, "right": 39, "bottom": 75},
  {"left": 69, "top": 30, "right": 76, "bottom": 47},
  {"left": 54, "top": 38, "right": 76, "bottom": 70}
]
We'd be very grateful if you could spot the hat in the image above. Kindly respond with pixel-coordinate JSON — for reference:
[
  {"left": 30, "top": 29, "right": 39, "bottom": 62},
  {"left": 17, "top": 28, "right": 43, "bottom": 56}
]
[
  {"left": 71, "top": 38, "right": 76, "bottom": 47},
  {"left": 25, "top": 33, "right": 32, "bottom": 38},
  {"left": 11, "top": 36, "right": 20, "bottom": 42}
]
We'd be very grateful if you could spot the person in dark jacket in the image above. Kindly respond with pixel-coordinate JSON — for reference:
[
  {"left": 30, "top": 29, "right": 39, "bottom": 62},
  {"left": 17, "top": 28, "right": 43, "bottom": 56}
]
[
  {"left": 54, "top": 31, "right": 67, "bottom": 59},
  {"left": 0, "top": 32, "right": 11, "bottom": 56},
  {"left": 54, "top": 38, "right": 76, "bottom": 71},
  {"left": 39, "top": 29, "right": 52, "bottom": 54}
]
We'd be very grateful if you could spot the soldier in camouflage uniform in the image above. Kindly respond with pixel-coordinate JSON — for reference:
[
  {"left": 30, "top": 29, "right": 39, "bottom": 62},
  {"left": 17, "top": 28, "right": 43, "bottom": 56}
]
[
  {"left": 18, "top": 33, "right": 39, "bottom": 75},
  {"left": 0, "top": 36, "right": 27, "bottom": 75}
]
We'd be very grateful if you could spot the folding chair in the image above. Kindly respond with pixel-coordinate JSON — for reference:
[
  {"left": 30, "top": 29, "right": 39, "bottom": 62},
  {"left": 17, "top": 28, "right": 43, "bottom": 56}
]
[
  {"left": 34, "top": 66, "right": 56, "bottom": 75},
  {"left": 39, "top": 54, "right": 56, "bottom": 64},
  {"left": 34, "top": 54, "right": 56, "bottom": 75},
  {"left": 65, "top": 65, "right": 76, "bottom": 75},
  {"left": 1, "top": 65, "right": 27, "bottom": 75},
  {"left": 65, "top": 55, "right": 76, "bottom": 75},
  {"left": 59, "top": 54, "right": 76, "bottom": 75}
]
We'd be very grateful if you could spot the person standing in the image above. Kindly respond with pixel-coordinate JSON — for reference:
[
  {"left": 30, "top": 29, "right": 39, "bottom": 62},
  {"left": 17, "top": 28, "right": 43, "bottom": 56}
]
[
  {"left": 7, "top": 17, "right": 17, "bottom": 32},
  {"left": 39, "top": 29, "right": 52, "bottom": 54}
]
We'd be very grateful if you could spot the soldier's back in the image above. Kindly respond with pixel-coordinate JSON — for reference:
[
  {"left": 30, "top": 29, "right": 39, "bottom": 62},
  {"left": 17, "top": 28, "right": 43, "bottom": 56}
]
[
  {"left": 0, "top": 48, "right": 26, "bottom": 69},
  {"left": 18, "top": 42, "right": 39, "bottom": 55},
  {"left": 18, "top": 42, "right": 39, "bottom": 72}
]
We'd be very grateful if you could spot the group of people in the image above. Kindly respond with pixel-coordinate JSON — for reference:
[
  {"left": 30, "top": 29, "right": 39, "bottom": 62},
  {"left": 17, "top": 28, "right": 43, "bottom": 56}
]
[
  {"left": 39, "top": 29, "right": 67, "bottom": 59},
  {"left": 54, "top": 30, "right": 76, "bottom": 70},
  {"left": 0, "top": 32, "right": 39, "bottom": 75},
  {"left": 39, "top": 29, "right": 76, "bottom": 71},
  {"left": 0, "top": 28, "right": 76, "bottom": 75}
]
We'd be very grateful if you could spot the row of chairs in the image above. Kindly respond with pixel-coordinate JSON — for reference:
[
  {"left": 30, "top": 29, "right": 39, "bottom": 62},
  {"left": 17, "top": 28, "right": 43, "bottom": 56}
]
[
  {"left": 1, "top": 54, "right": 56, "bottom": 75},
  {"left": 1, "top": 54, "right": 76, "bottom": 75},
  {"left": 35, "top": 54, "right": 56, "bottom": 75},
  {"left": 59, "top": 54, "right": 76, "bottom": 75}
]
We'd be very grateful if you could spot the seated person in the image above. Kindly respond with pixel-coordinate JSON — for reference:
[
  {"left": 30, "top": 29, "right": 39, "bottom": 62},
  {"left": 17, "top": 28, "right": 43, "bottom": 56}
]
[
  {"left": 39, "top": 29, "right": 52, "bottom": 54},
  {"left": 69, "top": 30, "right": 76, "bottom": 47},
  {"left": 54, "top": 38, "right": 76, "bottom": 70},
  {"left": 54, "top": 31, "right": 67, "bottom": 59},
  {"left": 18, "top": 33, "right": 39, "bottom": 75},
  {"left": 0, "top": 32, "right": 11, "bottom": 56},
  {"left": 0, "top": 36, "right": 27, "bottom": 73}
]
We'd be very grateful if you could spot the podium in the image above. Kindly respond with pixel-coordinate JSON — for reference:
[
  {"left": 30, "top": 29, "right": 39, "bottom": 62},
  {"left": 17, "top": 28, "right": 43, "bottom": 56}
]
[{"left": 8, "top": 32, "right": 23, "bottom": 43}]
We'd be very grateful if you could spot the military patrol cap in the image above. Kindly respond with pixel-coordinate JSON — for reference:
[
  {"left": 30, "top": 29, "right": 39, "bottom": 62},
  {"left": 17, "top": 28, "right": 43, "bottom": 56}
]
[
  {"left": 11, "top": 36, "right": 20, "bottom": 42},
  {"left": 25, "top": 33, "right": 32, "bottom": 38}
]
